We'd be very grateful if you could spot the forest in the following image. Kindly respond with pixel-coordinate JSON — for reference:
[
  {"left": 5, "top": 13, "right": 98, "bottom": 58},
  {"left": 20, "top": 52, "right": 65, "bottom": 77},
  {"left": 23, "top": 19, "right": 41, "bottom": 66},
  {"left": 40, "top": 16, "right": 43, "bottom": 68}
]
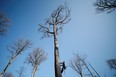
[{"left": 0, "top": 0, "right": 116, "bottom": 77}]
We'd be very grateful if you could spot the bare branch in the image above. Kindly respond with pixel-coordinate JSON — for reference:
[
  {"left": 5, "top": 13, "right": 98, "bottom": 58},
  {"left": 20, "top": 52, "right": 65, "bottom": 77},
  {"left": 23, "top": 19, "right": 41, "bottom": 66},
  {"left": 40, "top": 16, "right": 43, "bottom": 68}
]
[
  {"left": 94, "top": 0, "right": 116, "bottom": 13},
  {"left": 0, "top": 12, "right": 10, "bottom": 36},
  {"left": 89, "top": 64, "right": 101, "bottom": 77},
  {"left": 52, "top": 2, "right": 71, "bottom": 28},
  {"left": 26, "top": 48, "right": 47, "bottom": 77},
  {"left": 7, "top": 38, "right": 32, "bottom": 57},
  {"left": 70, "top": 53, "right": 85, "bottom": 77},
  {"left": 38, "top": 3, "right": 71, "bottom": 38},
  {"left": 107, "top": 59, "right": 116, "bottom": 70},
  {"left": 70, "top": 53, "right": 100, "bottom": 77},
  {"left": 0, "top": 38, "right": 32, "bottom": 77},
  {"left": 16, "top": 66, "right": 26, "bottom": 77},
  {"left": 38, "top": 24, "right": 54, "bottom": 39},
  {"left": 26, "top": 48, "right": 47, "bottom": 66}
]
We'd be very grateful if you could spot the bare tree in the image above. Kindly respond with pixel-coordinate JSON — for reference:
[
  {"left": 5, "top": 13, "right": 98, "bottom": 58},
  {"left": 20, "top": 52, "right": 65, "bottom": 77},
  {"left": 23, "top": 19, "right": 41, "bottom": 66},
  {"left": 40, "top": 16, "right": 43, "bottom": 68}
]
[
  {"left": 107, "top": 59, "right": 116, "bottom": 77},
  {"left": 0, "top": 12, "right": 10, "bottom": 36},
  {"left": 26, "top": 48, "right": 47, "bottom": 77},
  {"left": 70, "top": 54, "right": 85, "bottom": 77},
  {"left": 0, "top": 39, "right": 32, "bottom": 77},
  {"left": 70, "top": 53, "right": 100, "bottom": 77},
  {"left": 38, "top": 2, "right": 70, "bottom": 77},
  {"left": 94, "top": 0, "right": 116, "bottom": 13},
  {"left": 16, "top": 66, "right": 26, "bottom": 77},
  {"left": 3, "top": 72, "right": 14, "bottom": 77},
  {"left": 107, "top": 59, "right": 116, "bottom": 70}
]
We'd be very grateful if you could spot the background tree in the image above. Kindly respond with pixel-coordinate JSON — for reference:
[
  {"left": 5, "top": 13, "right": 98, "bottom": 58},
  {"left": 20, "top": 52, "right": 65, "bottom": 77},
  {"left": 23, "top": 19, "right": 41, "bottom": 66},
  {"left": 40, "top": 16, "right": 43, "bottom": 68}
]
[
  {"left": 3, "top": 72, "right": 14, "bottom": 77},
  {"left": 16, "top": 66, "right": 26, "bottom": 77},
  {"left": 0, "top": 38, "right": 32, "bottom": 77},
  {"left": 38, "top": 2, "right": 70, "bottom": 77},
  {"left": 70, "top": 53, "right": 85, "bottom": 77},
  {"left": 107, "top": 59, "right": 116, "bottom": 70},
  {"left": 0, "top": 12, "right": 10, "bottom": 36},
  {"left": 94, "top": 0, "right": 116, "bottom": 13},
  {"left": 26, "top": 48, "right": 47, "bottom": 77},
  {"left": 70, "top": 53, "right": 100, "bottom": 77},
  {"left": 107, "top": 59, "right": 116, "bottom": 77}
]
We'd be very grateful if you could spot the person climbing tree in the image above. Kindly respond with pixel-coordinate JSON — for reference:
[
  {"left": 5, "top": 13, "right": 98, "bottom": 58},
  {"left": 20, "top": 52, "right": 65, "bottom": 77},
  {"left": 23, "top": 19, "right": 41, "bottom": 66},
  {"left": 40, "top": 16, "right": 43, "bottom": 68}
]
[{"left": 60, "top": 61, "right": 67, "bottom": 73}]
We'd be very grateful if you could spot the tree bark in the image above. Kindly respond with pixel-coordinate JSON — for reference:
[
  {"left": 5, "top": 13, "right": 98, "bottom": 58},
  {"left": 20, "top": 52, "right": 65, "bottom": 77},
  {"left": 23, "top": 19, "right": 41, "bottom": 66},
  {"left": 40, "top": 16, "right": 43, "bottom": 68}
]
[
  {"left": 32, "top": 66, "right": 37, "bottom": 77},
  {"left": 0, "top": 55, "right": 16, "bottom": 77},
  {"left": 80, "top": 72, "right": 83, "bottom": 77},
  {"left": 53, "top": 25, "right": 62, "bottom": 77}
]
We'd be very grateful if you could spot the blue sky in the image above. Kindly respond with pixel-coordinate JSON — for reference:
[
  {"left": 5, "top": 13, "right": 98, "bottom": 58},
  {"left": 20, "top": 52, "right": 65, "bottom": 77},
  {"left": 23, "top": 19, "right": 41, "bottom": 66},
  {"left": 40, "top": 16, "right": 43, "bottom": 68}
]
[{"left": 0, "top": 0, "right": 116, "bottom": 77}]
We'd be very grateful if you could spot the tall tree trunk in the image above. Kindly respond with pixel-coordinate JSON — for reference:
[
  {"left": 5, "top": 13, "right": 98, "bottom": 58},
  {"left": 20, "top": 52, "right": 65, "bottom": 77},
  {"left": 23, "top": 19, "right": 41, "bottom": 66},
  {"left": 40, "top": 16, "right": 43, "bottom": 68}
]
[
  {"left": 53, "top": 25, "right": 62, "bottom": 77},
  {"left": 80, "top": 72, "right": 83, "bottom": 77},
  {"left": 32, "top": 66, "right": 37, "bottom": 77},
  {"left": 0, "top": 55, "right": 16, "bottom": 77}
]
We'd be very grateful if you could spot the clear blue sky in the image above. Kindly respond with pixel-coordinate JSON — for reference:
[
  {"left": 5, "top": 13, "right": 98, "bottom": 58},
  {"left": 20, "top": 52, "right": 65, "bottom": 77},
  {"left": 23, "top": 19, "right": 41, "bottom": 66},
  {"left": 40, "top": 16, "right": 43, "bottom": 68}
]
[{"left": 0, "top": 0, "right": 116, "bottom": 77}]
